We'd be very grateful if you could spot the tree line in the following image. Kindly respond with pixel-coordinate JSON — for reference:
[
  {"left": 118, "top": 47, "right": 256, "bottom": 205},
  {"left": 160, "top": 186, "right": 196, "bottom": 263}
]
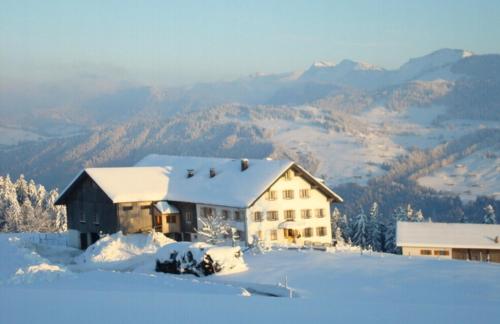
[
  {"left": 0, "top": 174, "right": 66, "bottom": 232},
  {"left": 331, "top": 202, "right": 497, "bottom": 253}
]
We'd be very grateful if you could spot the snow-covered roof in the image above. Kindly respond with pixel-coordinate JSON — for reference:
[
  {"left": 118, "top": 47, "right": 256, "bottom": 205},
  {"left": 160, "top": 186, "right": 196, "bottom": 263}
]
[
  {"left": 56, "top": 155, "right": 342, "bottom": 207},
  {"left": 154, "top": 201, "right": 179, "bottom": 214},
  {"left": 396, "top": 221, "right": 500, "bottom": 250}
]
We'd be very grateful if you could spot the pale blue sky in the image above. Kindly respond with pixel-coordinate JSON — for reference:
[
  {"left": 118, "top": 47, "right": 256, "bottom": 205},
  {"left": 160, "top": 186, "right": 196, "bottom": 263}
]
[{"left": 1, "top": 0, "right": 499, "bottom": 86}]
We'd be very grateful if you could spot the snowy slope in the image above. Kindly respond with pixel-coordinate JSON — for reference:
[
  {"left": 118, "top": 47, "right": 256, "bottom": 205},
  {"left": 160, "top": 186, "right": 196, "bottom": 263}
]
[
  {"left": 417, "top": 148, "right": 500, "bottom": 201},
  {"left": 1, "top": 233, "right": 499, "bottom": 324}
]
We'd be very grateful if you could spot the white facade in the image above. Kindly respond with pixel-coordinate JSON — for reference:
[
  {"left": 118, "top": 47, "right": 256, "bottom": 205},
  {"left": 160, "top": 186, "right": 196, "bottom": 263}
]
[
  {"left": 247, "top": 169, "right": 332, "bottom": 245},
  {"left": 195, "top": 168, "right": 333, "bottom": 246}
]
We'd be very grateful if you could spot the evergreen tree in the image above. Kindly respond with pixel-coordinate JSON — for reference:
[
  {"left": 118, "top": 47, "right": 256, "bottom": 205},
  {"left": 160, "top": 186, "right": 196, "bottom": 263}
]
[
  {"left": 483, "top": 205, "right": 496, "bottom": 224},
  {"left": 406, "top": 204, "right": 415, "bottom": 222},
  {"left": 368, "top": 202, "right": 382, "bottom": 251},
  {"left": 351, "top": 207, "right": 369, "bottom": 249},
  {"left": 334, "top": 227, "right": 345, "bottom": 246},
  {"left": 414, "top": 209, "right": 424, "bottom": 222},
  {"left": 457, "top": 209, "right": 468, "bottom": 223},
  {"left": 384, "top": 206, "right": 406, "bottom": 254}
]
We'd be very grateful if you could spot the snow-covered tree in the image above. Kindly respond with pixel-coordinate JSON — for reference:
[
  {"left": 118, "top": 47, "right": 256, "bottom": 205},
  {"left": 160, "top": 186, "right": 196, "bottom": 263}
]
[
  {"left": 351, "top": 207, "right": 369, "bottom": 249},
  {"left": 483, "top": 205, "right": 496, "bottom": 224},
  {"left": 384, "top": 206, "right": 406, "bottom": 254},
  {"left": 405, "top": 204, "right": 415, "bottom": 222},
  {"left": 368, "top": 202, "right": 382, "bottom": 251},
  {"left": 334, "top": 227, "right": 345, "bottom": 246},
  {"left": 196, "top": 210, "right": 230, "bottom": 244},
  {"left": 414, "top": 209, "right": 424, "bottom": 222},
  {"left": 330, "top": 207, "right": 342, "bottom": 240},
  {"left": 0, "top": 174, "right": 67, "bottom": 232}
]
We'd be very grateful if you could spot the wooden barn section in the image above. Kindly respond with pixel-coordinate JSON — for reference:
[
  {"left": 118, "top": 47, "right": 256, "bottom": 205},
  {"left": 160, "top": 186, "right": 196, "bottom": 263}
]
[{"left": 397, "top": 222, "right": 500, "bottom": 263}]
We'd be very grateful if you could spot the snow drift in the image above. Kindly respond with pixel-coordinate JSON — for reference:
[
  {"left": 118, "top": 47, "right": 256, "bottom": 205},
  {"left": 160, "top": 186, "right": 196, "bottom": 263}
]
[{"left": 75, "top": 231, "right": 175, "bottom": 271}]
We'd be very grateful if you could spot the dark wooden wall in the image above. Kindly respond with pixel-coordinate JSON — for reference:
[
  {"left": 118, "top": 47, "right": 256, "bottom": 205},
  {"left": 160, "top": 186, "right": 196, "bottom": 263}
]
[{"left": 65, "top": 174, "right": 118, "bottom": 235}]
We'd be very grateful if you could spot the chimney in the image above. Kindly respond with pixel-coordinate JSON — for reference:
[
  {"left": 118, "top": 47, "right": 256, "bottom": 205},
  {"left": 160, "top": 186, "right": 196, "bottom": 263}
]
[
  {"left": 209, "top": 168, "right": 216, "bottom": 178},
  {"left": 241, "top": 159, "right": 249, "bottom": 171},
  {"left": 495, "top": 236, "right": 499, "bottom": 244},
  {"left": 187, "top": 169, "right": 194, "bottom": 178}
]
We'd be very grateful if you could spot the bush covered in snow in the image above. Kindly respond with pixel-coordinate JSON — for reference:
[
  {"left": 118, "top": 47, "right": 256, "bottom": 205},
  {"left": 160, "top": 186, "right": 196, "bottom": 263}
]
[{"left": 155, "top": 242, "right": 247, "bottom": 277}]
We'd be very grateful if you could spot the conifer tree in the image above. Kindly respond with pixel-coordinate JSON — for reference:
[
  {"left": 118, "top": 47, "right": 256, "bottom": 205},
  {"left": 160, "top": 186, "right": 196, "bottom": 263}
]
[
  {"left": 351, "top": 207, "right": 369, "bottom": 249},
  {"left": 483, "top": 205, "right": 496, "bottom": 224}
]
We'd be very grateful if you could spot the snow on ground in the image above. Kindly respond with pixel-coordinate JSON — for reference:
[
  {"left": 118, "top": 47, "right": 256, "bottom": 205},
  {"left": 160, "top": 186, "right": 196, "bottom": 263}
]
[
  {"left": 417, "top": 149, "right": 500, "bottom": 201},
  {"left": 1, "top": 233, "right": 499, "bottom": 323},
  {"left": 74, "top": 231, "right": 174, "bottom": 271}
]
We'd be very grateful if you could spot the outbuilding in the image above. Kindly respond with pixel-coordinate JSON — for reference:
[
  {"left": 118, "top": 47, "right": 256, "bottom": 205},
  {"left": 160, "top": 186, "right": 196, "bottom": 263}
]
[{"left": 397, "top": 221, "right": 500, "bottom": 263}]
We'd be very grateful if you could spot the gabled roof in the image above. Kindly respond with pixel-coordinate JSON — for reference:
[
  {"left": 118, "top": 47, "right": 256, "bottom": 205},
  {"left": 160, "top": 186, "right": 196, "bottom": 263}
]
[
  {"left": 396, "top": 221, "right": 500, "bottom": 250},
  {"left": 56, "top": 154, "right": 342, "bottom": 208}
]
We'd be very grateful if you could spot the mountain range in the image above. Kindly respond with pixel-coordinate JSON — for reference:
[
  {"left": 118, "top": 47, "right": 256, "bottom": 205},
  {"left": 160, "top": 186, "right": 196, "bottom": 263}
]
[{"left": 0, "top": 48, "right": 499, "bottom": 219}]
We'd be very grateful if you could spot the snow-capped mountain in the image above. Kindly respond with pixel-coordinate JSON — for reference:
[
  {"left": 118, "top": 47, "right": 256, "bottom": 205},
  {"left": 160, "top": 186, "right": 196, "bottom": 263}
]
[{"left": 394, "top": 48, "right": 474, "bottom": 82}]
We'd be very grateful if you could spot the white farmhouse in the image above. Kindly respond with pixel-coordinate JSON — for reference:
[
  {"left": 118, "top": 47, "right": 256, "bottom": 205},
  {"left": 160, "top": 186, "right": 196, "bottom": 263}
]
[{"left": 56, "top": 155, "right": 343, "bottom": 249}]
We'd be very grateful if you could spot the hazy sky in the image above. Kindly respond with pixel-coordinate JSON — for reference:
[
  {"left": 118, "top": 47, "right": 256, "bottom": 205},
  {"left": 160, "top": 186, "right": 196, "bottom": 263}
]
[{"left": 1, "top": 0, "right": 499, "bottom": 86}]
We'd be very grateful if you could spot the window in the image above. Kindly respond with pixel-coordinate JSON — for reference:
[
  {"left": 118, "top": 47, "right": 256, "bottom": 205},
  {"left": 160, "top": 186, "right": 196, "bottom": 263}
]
[
  {"left": 270, "top": 230, "right": 278, "bottom": 241},
  {"left": 299, "top": 189, "right": 310, "bottom": 199},
  {"left": 266, "top": 211, "right": 279, "bottom": 221},
  {"left": 253, "top": 211, "right": 263, "bottom": 222},
  {"left": 316, "top": 227, "right": 327, "bottom": 236},
  {"left": 202, "top": 207, "right": 214, "bottom": 218},
  {"left": 315, "top": 209, "right": 325, "bottom": 218},
  {"left": 166, "top": 215, "right": 176, "bottom": 223},
  {"left": 122, "top": 205, "right": 133, "bottom": 211},
  {"left": 282, "top": 190, "right": 294, "bottom": 200},
  {"left": 79, "top": 211, "right": 86, "bottom": 223},
  {"left": 266, "top": 190, "right": 277, "bottom": 201},
  {"left": 301, "top": 209, "right": 312, "bottom": 219},
  {"left": 284, "top": 210, "right": 295, "bottom": 221},
  {"left": 434, "top": 250, "right": 450, "bottom": 256},
  {"left": 234, "top": 211, "right": 241, "bottom": 221},
  {"left": 420, "top": 249, "right": 432, "bottom": 255},
  {"left": 185, "top": 211, "right": 193, "bottom": 224},
  {"left": 140, "top": 205, "right": 150, "bottom": 210},
  {"left": 284, "top": 169, "right": 294, "bottom": 180},
  {"left": 304, "top": 228, "right": 313, "bottom": 238},
  {"left": 93, "top": 212, "right": 100, "bottom": 225},
  {"left": 222, "top": 210, "right": 229, "bottom": 220}
]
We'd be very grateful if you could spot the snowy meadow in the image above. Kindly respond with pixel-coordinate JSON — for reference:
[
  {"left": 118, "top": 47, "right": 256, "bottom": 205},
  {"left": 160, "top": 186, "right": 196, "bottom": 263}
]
[{"left": 1, "top": 232, "right": 499, "bottom": 324}]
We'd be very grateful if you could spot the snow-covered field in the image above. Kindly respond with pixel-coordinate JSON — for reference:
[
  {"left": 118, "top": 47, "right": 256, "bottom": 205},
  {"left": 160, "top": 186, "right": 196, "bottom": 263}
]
[{"left": 1, "top": 232, "right": 499, "bottom": 323}]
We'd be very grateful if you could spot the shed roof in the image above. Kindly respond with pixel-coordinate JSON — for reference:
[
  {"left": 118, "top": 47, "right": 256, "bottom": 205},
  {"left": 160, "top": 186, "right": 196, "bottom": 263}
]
[
  {"left": 154, "top": 201, "right": 180, "bottom": 214},
  {"left": 396, "top": 221, "right": 500, "bottom": 250}
]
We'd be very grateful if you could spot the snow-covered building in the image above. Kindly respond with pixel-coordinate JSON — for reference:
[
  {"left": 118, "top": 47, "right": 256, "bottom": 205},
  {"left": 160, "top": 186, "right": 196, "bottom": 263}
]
[
  {"left": 397, "top": 221, "right": 500, "bottom": 263},
  {"left": 55, "top": 155, "right": 342, "bottom": 249}
]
